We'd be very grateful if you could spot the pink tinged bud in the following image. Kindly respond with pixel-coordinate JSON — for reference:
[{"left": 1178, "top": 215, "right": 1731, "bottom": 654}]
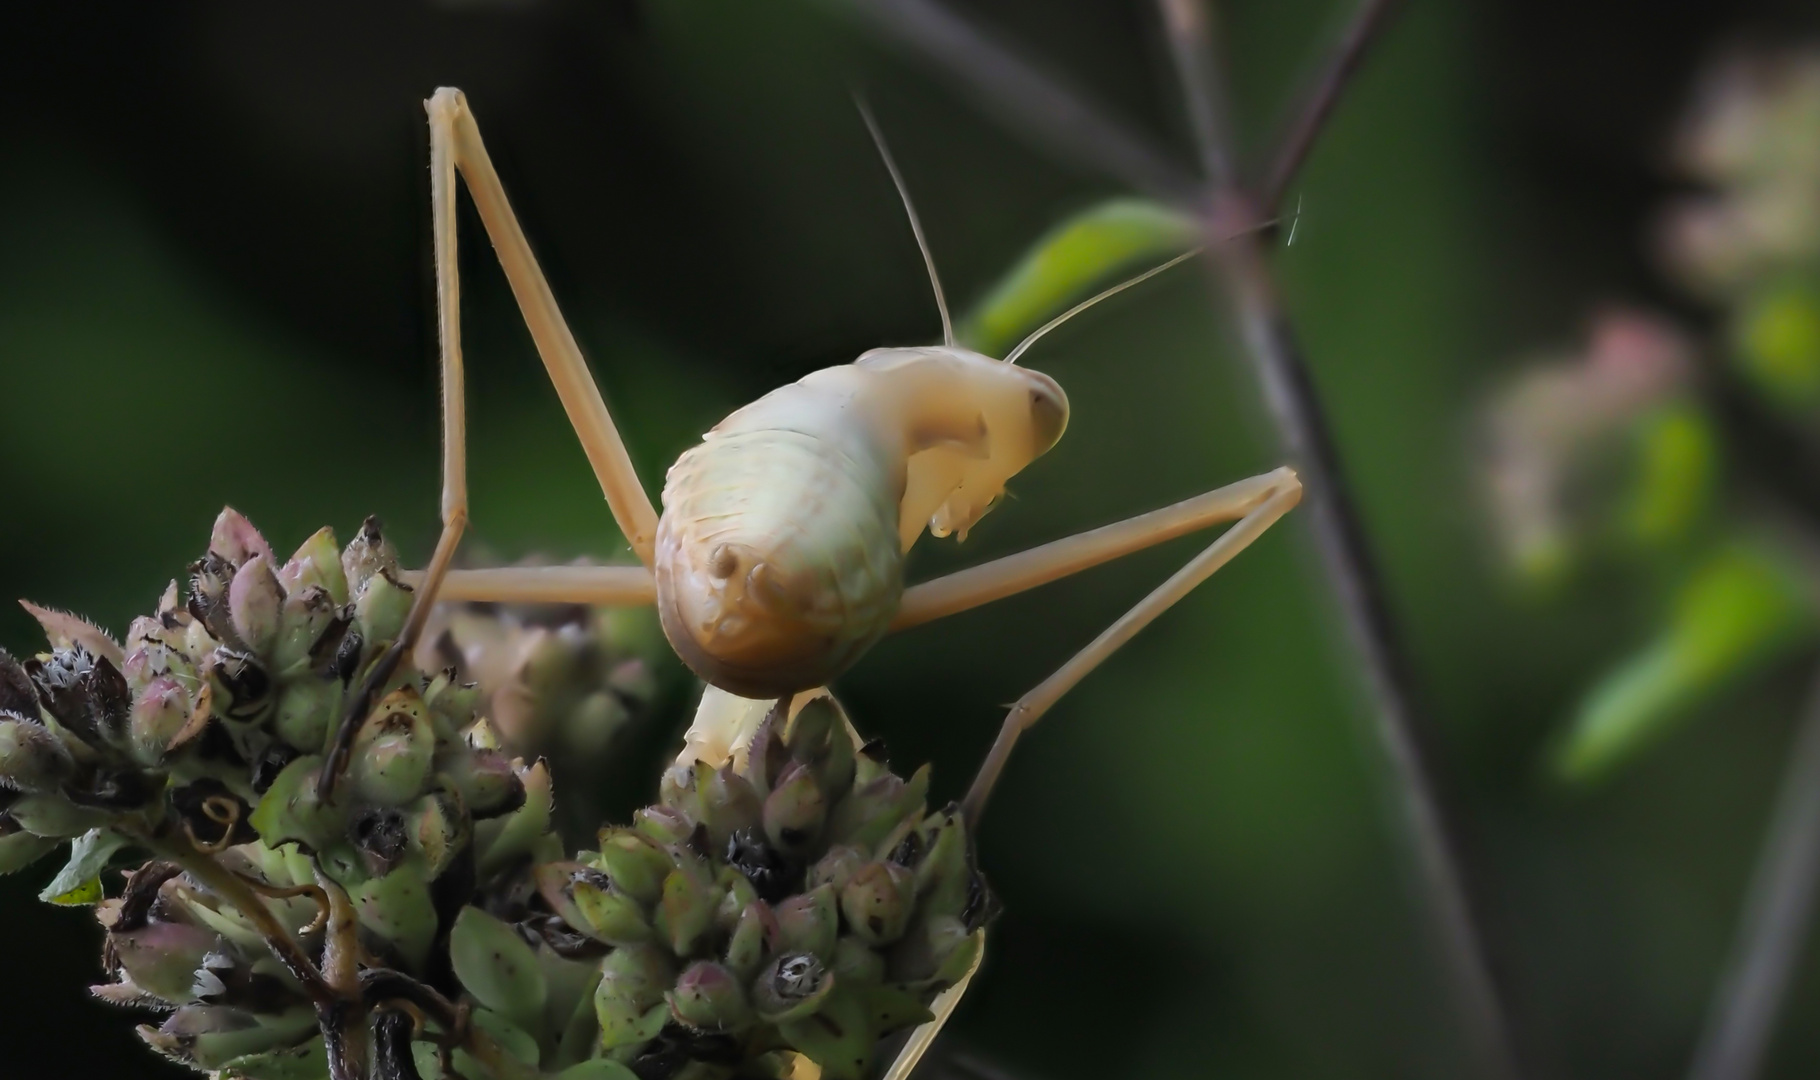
[
  {"left": 209, "top": 508, "right": 274, "bottom": 569},
  {"left": 279, "top": 527, "right": 349, "bottom": 606},
  {"left": 667, "top": 960, "right": 752, "bottom": 1032},
  {"left": 111, "top": 921, "right": 219, "bottom": 1005},
  {"left": 129, "top": 678, "right": 203, "bottom": 767},
  {"left": 773, "top": 884, "right": 838, "bottom": 959},
  {"left": 228, "top": 556, "right": 283, "bottom": 655}
]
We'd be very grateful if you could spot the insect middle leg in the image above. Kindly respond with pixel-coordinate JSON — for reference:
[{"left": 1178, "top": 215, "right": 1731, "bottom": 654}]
[
  {"left": 894, "top": 467, "right": 1304, "bottom": 820},
  {"left": 322, "top": 88, "right": 660, "bottom": 793}
]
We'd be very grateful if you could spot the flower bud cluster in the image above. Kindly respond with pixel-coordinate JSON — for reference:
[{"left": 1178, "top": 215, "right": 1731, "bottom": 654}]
[
  {"left": 514, "top": 694, "right": 997, "bottom": 1080},
  {"left": 0, "top": 510, "right": 562, "bottom": 1078},
  {"left": 2, "top": 513, "right": 990, "bottom": 1080}
]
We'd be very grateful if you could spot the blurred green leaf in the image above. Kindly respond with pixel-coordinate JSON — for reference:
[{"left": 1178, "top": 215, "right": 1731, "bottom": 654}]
[
  {"left": 1734, "top": 273, "right": 1820, "bottom": 411},
  {"left": 1622, "top": 401, "right": 1718, "bottom": 552},
  {"left": 1557, "top": 540, "right": 1820, "bottom": 782},
  {"left": 957, "top": 198, "right": 1199, "bottom": 356}
]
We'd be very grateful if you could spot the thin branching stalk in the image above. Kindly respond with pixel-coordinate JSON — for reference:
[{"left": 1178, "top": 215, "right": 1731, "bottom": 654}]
[
  {"left": 827, "top": 2, "right": 1522, "bottom": 1076},
  {"left": 1688, "top": 667, "right": 1820, "bottom": 1080},
  {"left": 1262, "top": 0, "right": 1405, "bottom": 211},
  {"left": 826, "top": 0, "right": 1201, "bottom": 205}
]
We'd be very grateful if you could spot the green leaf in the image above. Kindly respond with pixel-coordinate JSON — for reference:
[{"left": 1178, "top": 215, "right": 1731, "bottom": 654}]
[
  {"left": 1622, "top": 402, "right": 1717, "bottom": 552},
  {"left": 1734, "top": 273, "right": 1820, "bottom": 411},
  {"left": 956, "top": 198, "right": 1200, "bottom": 357},
  {"left": 215, "top": 1039, "right": 329, "bottom": 1080},
  {"left": 1557, "top": 541, "right": 1820, "bottom": 782},
  {"left": 450, "top": 906, "right": 548, "bottom": 1033},
  {"left": 40, "top": 828, "right": 127, "bottom": 905}
]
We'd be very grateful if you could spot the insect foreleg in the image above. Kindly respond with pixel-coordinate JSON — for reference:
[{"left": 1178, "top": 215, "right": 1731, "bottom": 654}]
[
  {"left": 420, "top": 565, "right": 658, "bottom": 606},
  {"left": 959, "top": 471, "right": 1302, "bottom": 821},
  {"left": 890, "top": 466, "right": 1299, "bottom": 631}
]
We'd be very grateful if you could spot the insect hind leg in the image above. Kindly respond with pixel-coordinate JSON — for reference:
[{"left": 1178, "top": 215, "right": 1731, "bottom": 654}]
[{"left": 960, "top": 472, "right": 1302, "bottom": 821}]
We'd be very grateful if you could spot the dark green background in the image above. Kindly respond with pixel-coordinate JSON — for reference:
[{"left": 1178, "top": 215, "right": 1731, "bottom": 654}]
[{"left": 1, "top": 1, "right": 1817, "bottom": 1077}]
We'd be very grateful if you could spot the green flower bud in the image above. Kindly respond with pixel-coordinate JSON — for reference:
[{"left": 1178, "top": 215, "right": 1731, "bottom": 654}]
[
  {"left": 826, "top": 763, "right": 929, "bottom": 854},
  {"left": 773, "top": 884, "right": 837, "bottom": 959},
  {"left": 451, "top": 906, "right": 548, "bottom": 1031},
  {"left": 349, "top": 689, "right": 434, "bottom": 806},
  {"left": 279, "top": 526, "right": 349, "bottom": 607},
  {"left": 752, "top": 952, "right": 833, "bottom": 1024},
  {"left": 0, "top": 715, "right": 74, "bottom": 793},
  {"left": 592, "top": 828, "right": 671, "bottom": 905},
  {"left": 716, "top": 864, "right": 759, "bottom": 930},
  {"left": 839, "top": 862, "right": 914, "bottom": 946},
  {"left": 272, "top": 678, "right": 336, "bottom": 756},
  {"left": 571, "top": 870, "right": 657, "bottom": 947},
  {"left": 227, "top": 555, "right": 283, "bottom": 656},
  {"left": 807, "top": 845, "right": 867, "bottom": 893},
  {"left": 659, "top": 865, "right": 721, "bottom": 957},
  {"left": 763, "top": 763, "right": 825, "bottom": 854},
  {"left": 700, "top": 765, "right": 763, "bottom": 849},
  {"left": 356, "top": 569, "right": 414, "bottom": 648},
  {"left": 724, "top": 900, "right": 776, "bottom": 980},
  {"left": 668, "top": 960, "right": 753, "bottom": 1033},
  {"left": 406, "top": 789, "right": 468, "bottom": 877},
  {"left": 271, "top": 587, "right": 343, "bottom": 677},
  {"left": 446, "top": 748, "right": 526, "bottom": 820},
  {"left": 830, "top": 937, "right": 884, "bottom": 987},
  {"left": 634, "top": 805, "right": 693, "bottom": 846}
]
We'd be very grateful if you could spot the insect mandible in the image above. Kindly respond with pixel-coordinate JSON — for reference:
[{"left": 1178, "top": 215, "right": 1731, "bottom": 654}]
[{"left": 318, "top": 86, "right": 1302, "bottom": 831}]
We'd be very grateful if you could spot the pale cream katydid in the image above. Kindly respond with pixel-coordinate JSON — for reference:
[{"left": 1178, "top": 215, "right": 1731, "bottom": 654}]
[{"left": 321, "top": 86, "right": 1301, "bottom": 1077}]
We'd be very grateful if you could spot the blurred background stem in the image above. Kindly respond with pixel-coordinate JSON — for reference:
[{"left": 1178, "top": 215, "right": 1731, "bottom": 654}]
[{"left": 1689, "top": 666, "right": 1820, "bottom": 1080}]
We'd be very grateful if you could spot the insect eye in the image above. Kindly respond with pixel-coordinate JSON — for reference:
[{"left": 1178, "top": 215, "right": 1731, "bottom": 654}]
[{"left": 1029, "top": 387, "right": 1066, "bottom": 451}]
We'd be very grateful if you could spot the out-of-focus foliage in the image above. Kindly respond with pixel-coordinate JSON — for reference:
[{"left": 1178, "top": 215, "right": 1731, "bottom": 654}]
[
  {"left": 1485, "top": 48, "right": 1820, "bottom": 781},
  {"left": 956, "top": 199, "right": 1199, "bottom": 358}
]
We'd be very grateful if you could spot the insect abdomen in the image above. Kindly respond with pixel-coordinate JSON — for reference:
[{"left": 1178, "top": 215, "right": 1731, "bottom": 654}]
[{"left": 655, "top": 415, "right": 905, "bottom": 699}]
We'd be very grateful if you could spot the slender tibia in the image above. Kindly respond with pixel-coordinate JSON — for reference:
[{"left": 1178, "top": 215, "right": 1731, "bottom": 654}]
[
  {"left": 419, "top": 566, "right": 658, "bottom": 607},
  {"left": 428, "top": 88, "right": 659, "bottom": 564},
  {"left": 891, "top": 466, "right": 1297, "bottom": 632},
  {"left": 961, "top": 473, "right": 1302, "bottom": 821}
]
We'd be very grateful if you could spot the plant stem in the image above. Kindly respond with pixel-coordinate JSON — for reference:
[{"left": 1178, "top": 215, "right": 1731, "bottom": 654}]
[
  {"left": 831, "top": 1, "right": 1522, "bottom": 1075},
  {"left": 1687, "top": 666, "right": 1820, "bottom": 1080},
  {"left": 1206, "top": 199, "right": 1519, "bottom": 1080},
  {"left": 150, "top": 836, "right": 337, "bottom": 1004},
  {"left": 824, "top": 0, "right": 1201, "bottom": 206},
  {"left": 1262, "top": 0, "right": 1404, "bottom": 211}
]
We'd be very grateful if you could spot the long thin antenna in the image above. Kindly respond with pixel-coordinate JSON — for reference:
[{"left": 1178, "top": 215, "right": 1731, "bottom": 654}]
[
  {"left": 854, "top": 94, "right": 954, "bottom": 347},
  {"left": 1003, "top": 247, "right": 1203, "bottom": 365}
]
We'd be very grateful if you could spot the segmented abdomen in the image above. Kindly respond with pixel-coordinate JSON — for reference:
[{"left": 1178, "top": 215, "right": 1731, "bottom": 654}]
[{"left": 655, "top": 422, "right": 905, "bottom": 698}]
